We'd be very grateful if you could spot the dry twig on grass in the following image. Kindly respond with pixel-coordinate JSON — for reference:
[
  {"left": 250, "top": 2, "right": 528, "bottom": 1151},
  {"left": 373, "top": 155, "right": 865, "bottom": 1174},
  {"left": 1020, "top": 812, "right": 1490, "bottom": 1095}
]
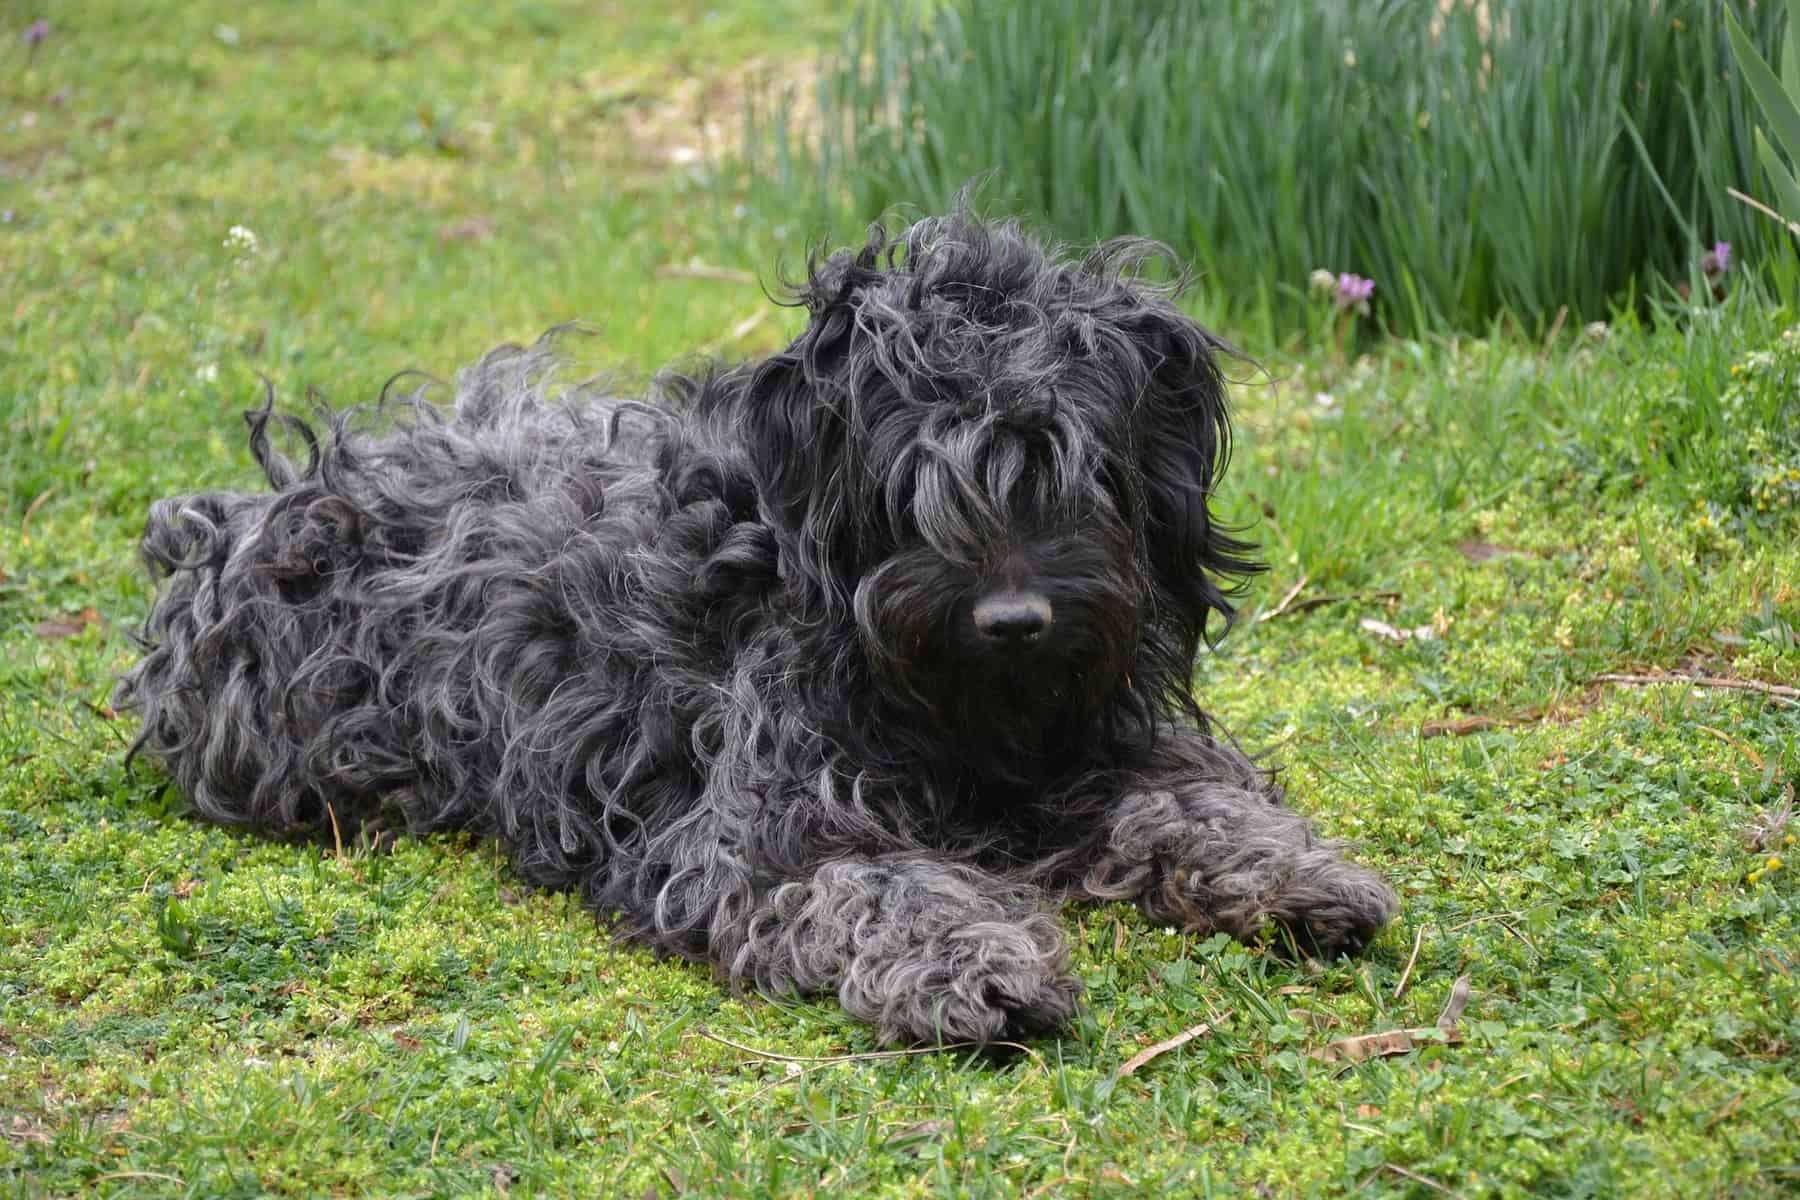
[
  {"left": 1592, "top": 672, "right": 1799, "bottom": 707},
  {"left": 1112, "top": 1011, "right": 1232, "bottom": 1080}
]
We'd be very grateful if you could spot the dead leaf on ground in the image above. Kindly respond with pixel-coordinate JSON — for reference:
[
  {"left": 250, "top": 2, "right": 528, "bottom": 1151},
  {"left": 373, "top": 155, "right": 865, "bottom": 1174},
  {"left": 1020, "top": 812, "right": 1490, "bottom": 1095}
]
[
  {"left": 1360, "top": 617, "right": 1436, "bottom": 644},
  {"left": 5, "top": 1115, "right": 52, "bottom": 1146},
  {"left": 392, "top": 1031, "right": 424, "bottom": 1052},
  {"left": 35, "top": 607, "right": 101, "bottom": 639},
  {"left": 1455, "top": 540, "right": 1522, "bottom": 563},
  {"left": 1420, "top": 715, "right": 1516, "bottom": 738},
  {"left": 1437, "top": 974, "right": 1472, "bottom": 1032},
  {"left": 1314, "top": 1027, "right": 1440, "bottom": 1064},
  {"left": 439, "top": 216, "right": 495, "bottom": 242},
  {"left": 1312, "top": 975, "right": 1472, "bottom": 1065},
  {"left": 884, "top": 1120, "right": 948, "bottom": 1152},
  {"left": 1746, "top": 781, "right": 1795, "bottom": 852}
]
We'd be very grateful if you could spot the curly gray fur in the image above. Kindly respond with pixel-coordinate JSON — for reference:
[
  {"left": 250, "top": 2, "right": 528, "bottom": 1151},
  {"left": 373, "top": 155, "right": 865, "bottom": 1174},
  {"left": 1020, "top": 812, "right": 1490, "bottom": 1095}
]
[{"left": 116, "top": 212, "right": 1397, "bottom": 1045}]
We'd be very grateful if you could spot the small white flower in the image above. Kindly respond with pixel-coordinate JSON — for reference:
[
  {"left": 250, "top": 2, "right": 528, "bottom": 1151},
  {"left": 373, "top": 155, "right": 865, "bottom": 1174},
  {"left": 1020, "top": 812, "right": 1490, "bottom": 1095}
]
[
  {"left": 224, "top": 224, "right": 259, "bottom": 254},
  {"left": 1583, "top": 321, "right": 1608, "bottom": 342},
  {"left": 195, "top": 363, "right": 219, "bottom": 383},
  {"left": 1314, "top": 392, "right": 1336, "bottom": 408}
]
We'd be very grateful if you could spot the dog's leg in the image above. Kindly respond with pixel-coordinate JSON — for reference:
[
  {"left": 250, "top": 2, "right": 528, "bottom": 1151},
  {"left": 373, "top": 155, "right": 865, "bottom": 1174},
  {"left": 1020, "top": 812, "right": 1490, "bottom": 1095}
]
[
  {"left": 1059, "top": 732, "right": 1397, "bottom": 959},
  {"left": 704, "top": 856, "right": 1081, "bottom": 1046}
]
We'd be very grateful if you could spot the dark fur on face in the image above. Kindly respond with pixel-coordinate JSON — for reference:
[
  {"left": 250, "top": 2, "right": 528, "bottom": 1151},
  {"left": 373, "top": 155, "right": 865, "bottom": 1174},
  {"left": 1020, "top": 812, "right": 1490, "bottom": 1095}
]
[
  {"left": 745, "top": 220, "right": 1258, "bottom": 785},
  {"left": 117, "top": 212, "right": 1396, "bottom": 1045}
]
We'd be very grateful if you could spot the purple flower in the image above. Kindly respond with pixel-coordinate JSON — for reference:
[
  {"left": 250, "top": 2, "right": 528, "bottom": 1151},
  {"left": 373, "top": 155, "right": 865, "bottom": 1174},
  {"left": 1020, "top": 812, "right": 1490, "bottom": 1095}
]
[
  {"left": 1334, "top": 272, "right": 1376, "bottom": 314},
  {"left": 1703, "top": 241, "right": 1731, "bottom": 277},
  {"left": 22, "top": 19, "right": 48, "bottom": 47}
]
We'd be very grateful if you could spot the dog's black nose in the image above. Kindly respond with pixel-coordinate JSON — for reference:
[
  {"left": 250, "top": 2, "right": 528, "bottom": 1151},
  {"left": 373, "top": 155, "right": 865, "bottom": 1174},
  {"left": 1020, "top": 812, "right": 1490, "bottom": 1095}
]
[{"left": 972, "top": 591, "right": 1053, "bottom": 646}]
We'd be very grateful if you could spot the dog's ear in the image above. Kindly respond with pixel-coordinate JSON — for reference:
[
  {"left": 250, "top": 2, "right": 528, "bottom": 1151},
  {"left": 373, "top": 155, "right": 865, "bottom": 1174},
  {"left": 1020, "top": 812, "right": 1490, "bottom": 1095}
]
[
  {"left": 739, "top": 303, "right": 863, "bottom": 598},
  {"left": 743, "top": 352, "right": 817, "bottom": 531},
  {"left": 1129, "top": 309, "right": 1261, "bottom": 642}
]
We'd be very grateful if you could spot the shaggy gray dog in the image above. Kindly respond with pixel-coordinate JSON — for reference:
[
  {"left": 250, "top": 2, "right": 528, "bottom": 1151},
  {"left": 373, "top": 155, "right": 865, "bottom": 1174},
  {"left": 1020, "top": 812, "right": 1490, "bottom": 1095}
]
[{"left": 116, "top": 213, "right": 1397, "bottom": 1045}]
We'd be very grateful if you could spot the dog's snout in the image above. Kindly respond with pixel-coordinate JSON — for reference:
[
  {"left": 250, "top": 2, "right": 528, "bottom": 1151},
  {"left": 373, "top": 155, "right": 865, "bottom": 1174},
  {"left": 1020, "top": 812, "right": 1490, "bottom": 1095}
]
[{"left": 971, "top": 591, "right": 1053, "bottom": 646}]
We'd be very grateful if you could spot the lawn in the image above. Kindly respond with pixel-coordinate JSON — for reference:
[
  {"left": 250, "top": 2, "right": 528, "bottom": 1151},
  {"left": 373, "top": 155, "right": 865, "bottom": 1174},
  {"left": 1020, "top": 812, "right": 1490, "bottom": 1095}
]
[{"left": 3, "top": 3, "right": 1797, "bottom": 1197}]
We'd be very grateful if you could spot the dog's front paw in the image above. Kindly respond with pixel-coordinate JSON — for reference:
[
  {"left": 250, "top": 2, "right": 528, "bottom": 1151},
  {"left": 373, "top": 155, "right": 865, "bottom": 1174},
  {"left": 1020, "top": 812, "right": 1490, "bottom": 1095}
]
[
  {"left": 1143, "top": 848, "right": 1398, "bottom": 961},
  {"left": 1266, "top": 858, "right": 1398, "bottom": 961},
  {"left": 845, "top": 916, "right": 1083, "bottom": 1046}
]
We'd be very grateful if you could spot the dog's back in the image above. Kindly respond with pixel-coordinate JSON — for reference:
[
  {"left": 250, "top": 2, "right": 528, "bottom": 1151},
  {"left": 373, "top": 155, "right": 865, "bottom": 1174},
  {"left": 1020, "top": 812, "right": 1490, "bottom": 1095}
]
[{"left": 114, "top": 336, "right": 764, "bottom": 893}]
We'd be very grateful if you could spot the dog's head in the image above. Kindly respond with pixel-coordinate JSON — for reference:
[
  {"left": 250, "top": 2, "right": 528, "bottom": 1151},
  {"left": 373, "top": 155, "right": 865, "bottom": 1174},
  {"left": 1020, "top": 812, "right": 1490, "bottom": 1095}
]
[{"left": 743, "top": 213, "right": 1259, "bottom": 777}]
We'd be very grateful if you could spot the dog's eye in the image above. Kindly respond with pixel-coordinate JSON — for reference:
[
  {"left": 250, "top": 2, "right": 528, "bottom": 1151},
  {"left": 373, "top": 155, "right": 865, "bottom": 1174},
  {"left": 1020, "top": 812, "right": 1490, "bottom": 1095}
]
[{"left": 1098, "top": 462, "right": 1134, "bottom": 514}]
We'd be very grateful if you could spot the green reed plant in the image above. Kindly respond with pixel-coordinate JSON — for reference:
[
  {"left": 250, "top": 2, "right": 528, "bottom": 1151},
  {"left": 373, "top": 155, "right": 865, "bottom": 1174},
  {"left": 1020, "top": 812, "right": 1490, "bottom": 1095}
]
[
  {"left": 743, "top": 0, "right": 1790, "bottom": 338},
  {"left": 1727, "top": 0, "right": 1800, "bottom": 229}
]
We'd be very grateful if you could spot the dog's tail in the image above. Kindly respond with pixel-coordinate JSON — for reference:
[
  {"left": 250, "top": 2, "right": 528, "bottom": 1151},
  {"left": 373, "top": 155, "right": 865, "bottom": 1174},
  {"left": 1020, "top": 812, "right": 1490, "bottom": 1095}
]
[
  {"left": 113, "top": 390, "right": 411, "bottom": 836},
  {"left": 114, "top": 336, "right": 632, "bottom": 841}
]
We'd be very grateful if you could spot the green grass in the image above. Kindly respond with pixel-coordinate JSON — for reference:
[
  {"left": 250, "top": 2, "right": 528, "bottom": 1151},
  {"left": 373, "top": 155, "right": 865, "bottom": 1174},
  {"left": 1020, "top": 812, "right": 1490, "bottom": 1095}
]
[
  {"left": 739, "top": 0, "right": 1799, "bottom": 338},
  {"left": 3, "top": 3, "right": 1798, "bottom": 1197}
]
